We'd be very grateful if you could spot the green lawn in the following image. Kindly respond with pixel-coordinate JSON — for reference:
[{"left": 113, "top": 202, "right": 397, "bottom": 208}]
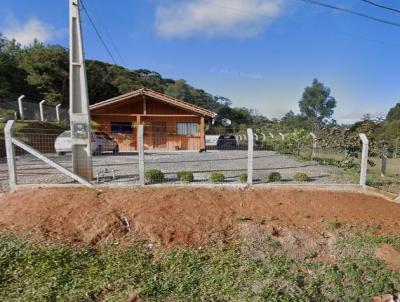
[{"left": 0, "top": 233, "right": 399, "bottom": 301}]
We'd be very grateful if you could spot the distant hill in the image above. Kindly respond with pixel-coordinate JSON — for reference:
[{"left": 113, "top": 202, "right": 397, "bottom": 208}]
[{"left": 0, "top": 34, "right": 220, "bottom": 112}]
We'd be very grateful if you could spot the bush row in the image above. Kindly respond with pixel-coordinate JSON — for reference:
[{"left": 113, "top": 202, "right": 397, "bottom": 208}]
[{"left": 144, "top": 169, "right": 310, "bottom": 184}]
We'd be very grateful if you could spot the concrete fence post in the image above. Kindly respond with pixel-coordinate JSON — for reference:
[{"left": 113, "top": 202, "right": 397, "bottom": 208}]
[
  {"left": 56, "top": 104, "right": 61, "bottom": 123},
  {"left": 261, "top": 133, "right": 266, "bottom": 142},
  {"left": 381, "top": 145, "right": 388, "bottom": 177},
  {"left": 137, "top": 124, "right": 145, "bottom": 185},
  {"left": 254, "top": 133, "right": 259, "bottom": 141},
  {"left": 394, "top": 138, "right": 399, "bottom": 159},
  {"left": 359, "top": 133, "right": 369, "bottom": 188},
  {"left": 310, "top": 132, "right": 317, "bottom": 159},
  {"left": 269, "top": 133, "right": 274, "bottom": 139},
  {"left": 4, "top": 120, "right": 17, "bottom": 192},
  {"left": 18, "top": 95, "right": 25, "bottom": 120},
  {"left": 279, "top": 132, "right": 285, "bottom": 141},
  {"left": 247, "top": 128, "right": 254, "bottom": 185},
  {"left": 39, "top": 100, "right": 46, "bottom": 122}
]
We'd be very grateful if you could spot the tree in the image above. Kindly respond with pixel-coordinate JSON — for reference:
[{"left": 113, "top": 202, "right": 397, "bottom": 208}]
[
  {"left": 18, "top": 42, "right": 69, "bottom": 105},
  {"left": 299, "top": 79, "right": 336, "bottom": 131},
  {"left": 0, "top": 34, "right": 34, "bottom": 101},
  {"left": 280, "top": 110, "right": 308, "bottom": 130},
  {"left": 386, "top": 103, "right": 400, "bottom": 122}
]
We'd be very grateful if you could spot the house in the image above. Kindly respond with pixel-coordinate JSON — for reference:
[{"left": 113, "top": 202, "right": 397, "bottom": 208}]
[{"left": 89, "top": 88, "right": 217, "bottom": 151}]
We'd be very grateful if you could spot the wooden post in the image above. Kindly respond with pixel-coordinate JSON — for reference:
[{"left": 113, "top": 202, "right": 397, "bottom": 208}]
[
  {"left": 200, "top": 116, "right": 205, "bottom": 150},
  {"left": 137, "top": 124, "right": 145, "bottom": 184},
  {"left": 359, "top": 133, "right": 369, "bottom": 188},
  {"left": 247, "top": 128, "right": 254, "bottom": 185},
  {"left": 4, "top": 120, "right": 17, "bottom": 192}
]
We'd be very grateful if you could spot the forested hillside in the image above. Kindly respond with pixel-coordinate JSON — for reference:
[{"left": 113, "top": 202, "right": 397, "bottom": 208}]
[{"left": 0, "top": 33, "right": 271, "bottom": 127}]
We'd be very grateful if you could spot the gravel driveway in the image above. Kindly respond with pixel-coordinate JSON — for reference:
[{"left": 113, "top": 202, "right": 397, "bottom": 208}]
[{"left": 0, "top": 150, "right": 352, "bottom": 192}]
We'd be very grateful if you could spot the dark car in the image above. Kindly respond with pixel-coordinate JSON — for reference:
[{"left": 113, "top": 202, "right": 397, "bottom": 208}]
[{"left": 217, "top": 135, "right": 237, "bottom": 150}]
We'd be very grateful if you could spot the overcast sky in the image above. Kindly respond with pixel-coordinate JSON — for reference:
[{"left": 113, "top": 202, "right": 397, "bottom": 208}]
[{"left": 1, "top": 0, "right": 399, "bottom": 123}]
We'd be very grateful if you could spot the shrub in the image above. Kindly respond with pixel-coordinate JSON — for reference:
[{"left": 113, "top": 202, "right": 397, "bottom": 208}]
[
  {"left": 209, "top": 172, "right": 225, "bottom": 183},
  {"left": 293, "top": 172, "right": 309, "bottom": 182},
  {"left": 177, "top": 171, "right": 194, "bottom": 183},
  {"left": 265, "top": 171, "right": 282, "bottom": 183},
  {"left": 144, "top": 169, "right": 164, "bottom": 183},
  {"left": 239, "top": 173, "right": 248, "bottom": 183}
]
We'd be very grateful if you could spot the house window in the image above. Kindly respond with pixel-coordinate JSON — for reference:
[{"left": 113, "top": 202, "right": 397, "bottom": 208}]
[
  {"left": 176, "top": 122, "right": 198, "bottom": 135},
  {"left": 111, "top": 122, "right": 133, "bottom": 134}
]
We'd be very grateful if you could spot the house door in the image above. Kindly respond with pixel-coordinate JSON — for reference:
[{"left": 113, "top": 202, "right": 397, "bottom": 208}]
[{"left": 152, "top": 121, "right": 167, "bottom": 148}]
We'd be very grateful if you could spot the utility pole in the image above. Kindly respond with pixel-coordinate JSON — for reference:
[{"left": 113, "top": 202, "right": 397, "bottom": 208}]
[{"left": 69, "top": 0, "right": 93, "bottom": 180}]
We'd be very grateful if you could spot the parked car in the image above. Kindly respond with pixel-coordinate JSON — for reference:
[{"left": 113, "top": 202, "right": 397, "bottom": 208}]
[
  {"left": 216, "top": 135, "right": 237, "bottom": 150},
  {"left": 55, "top": 131, "right": 119, "bottom": 155}
]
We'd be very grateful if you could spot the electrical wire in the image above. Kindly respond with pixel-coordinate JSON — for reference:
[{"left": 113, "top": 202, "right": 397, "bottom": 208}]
[
  {"left": 80, "top": 0, "right": 119, "bottom": 65},
  {"left": 297, "top": 0, "right": 400, "bottom": 28},
  {"left": 360, "top": 0, "right": 400, "bottom": 14},
  {"left": 203, "top": 0, "right": 400, "bottom": 28},
  {"left": 79, "top": 0, "right": 127, "bottom": 66}
]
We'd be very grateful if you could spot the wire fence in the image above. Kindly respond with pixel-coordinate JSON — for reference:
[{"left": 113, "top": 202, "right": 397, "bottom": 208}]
[
  {"left": 0, "top": 99, "right": 69, "bottom": 123},
  {"left": 1, "top": 123, "right": 399, "bottom": 196}
]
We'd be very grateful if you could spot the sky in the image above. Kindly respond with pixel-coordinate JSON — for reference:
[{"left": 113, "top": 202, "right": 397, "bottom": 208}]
[{"left": 0, "top": 0, "right": 399, "bottom": 124}]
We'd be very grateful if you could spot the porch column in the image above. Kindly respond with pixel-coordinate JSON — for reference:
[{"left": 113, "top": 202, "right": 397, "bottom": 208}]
[
  {"left": 200, "top": 116, "right": 205, "bottom": 150},
  {"left": 136, "top": 115, "right": 141, "bottom": 151}
]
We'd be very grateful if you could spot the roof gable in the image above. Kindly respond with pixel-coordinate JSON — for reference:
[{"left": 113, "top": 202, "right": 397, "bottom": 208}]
[{"left": 90, "top": 88, "right": 217, "bottom": 118}]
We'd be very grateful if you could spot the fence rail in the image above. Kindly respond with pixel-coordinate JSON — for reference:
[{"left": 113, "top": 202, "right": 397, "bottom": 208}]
[{"left": 1, "top": 121, "right": 399, "bottom": 199}]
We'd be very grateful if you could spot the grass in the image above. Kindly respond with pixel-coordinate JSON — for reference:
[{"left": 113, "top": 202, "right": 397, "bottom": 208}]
[
  {"left": 328, "top": 219, "right": 341, "bottom": 230},
  {"left": 0, "top": 233, "right": 399, "bottom": 301}
]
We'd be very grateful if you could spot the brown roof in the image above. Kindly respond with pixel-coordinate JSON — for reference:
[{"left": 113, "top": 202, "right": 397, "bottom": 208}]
[{"left": 89, "top": 88, "right": 217, "bottom": 118}]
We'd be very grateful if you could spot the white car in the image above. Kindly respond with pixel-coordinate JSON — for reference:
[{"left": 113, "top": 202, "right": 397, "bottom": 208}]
[{"left": 55, "top": 131, "right": 119, "bottom": 155}]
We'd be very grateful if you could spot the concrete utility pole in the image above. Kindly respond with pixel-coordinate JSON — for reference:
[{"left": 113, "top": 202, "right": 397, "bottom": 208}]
[{"left": 69, "top": 0, "right": 93, "bottom": 180}]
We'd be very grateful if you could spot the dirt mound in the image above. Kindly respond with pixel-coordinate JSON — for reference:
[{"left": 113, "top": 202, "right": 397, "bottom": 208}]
[
  {"left": 376, "top": 244, "right": 400, "bottom": 271},
  {"left": 0, "top": 187, "right": 399, "bottom": 248}
]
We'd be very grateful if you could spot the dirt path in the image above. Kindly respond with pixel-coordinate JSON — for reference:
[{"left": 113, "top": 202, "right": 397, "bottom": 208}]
[{"left": 0, "top": 187, "right": 399, "bottom": 249}]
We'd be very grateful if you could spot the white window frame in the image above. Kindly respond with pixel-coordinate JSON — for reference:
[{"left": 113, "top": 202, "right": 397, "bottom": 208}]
[{"left": 176, "top": 122, "right": 199, "bottom": 136}]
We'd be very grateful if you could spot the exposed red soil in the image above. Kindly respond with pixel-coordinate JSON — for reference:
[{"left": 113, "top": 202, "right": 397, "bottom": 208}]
[
  {"left": 376, "top": 244, "right": 400, "bottom": 271},
  {"left": 0, "top": 187, "right": 399, "bottom": 249}
]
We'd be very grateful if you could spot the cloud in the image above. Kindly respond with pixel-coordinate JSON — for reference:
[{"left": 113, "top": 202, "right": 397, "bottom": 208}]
[
  {"left": 1, "top": 14, "right": 64, "bottom": 46},
  {"left": 155, "top": 0, "right": 285, "bottom": 38},
  {"left": 335, "top": 109, "right": 386, "bottom": 123}
]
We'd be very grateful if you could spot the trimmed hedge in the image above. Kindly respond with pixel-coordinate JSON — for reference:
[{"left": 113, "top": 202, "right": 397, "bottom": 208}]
[
  {"left": 265, "top": 171, "right": 282, "bottom": 183},
  {"left": 144, "top": 169, "right": 164, "bottom": 183},
  {"left": 293, "top": 172, "right": 310, "bottom": 182},
  {"left": 177, "top": 171, "right": 194, "bottom": 183},
  {"left": 209, "top": 172, "right": 225, "bottom": 183}
]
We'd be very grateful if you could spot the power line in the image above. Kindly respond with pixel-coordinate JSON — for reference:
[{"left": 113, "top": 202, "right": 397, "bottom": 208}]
[
  {"left": 297, "top": 0, "right": 400, "bottom": 28},
  {"left": 204, "top": 0, "right": 400, "bottom": 29},
  {"left": 202, "top": 0, "right": 399, "bottom": 47},
  {"left": 80, "top": 0, "right": 127, "bottom": 66},
  {"left": 360, "top": 0, "right": 400, "bottom": 14},
  {"left": 80, "top": 0, "right": 118, "bottom": 65}
]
